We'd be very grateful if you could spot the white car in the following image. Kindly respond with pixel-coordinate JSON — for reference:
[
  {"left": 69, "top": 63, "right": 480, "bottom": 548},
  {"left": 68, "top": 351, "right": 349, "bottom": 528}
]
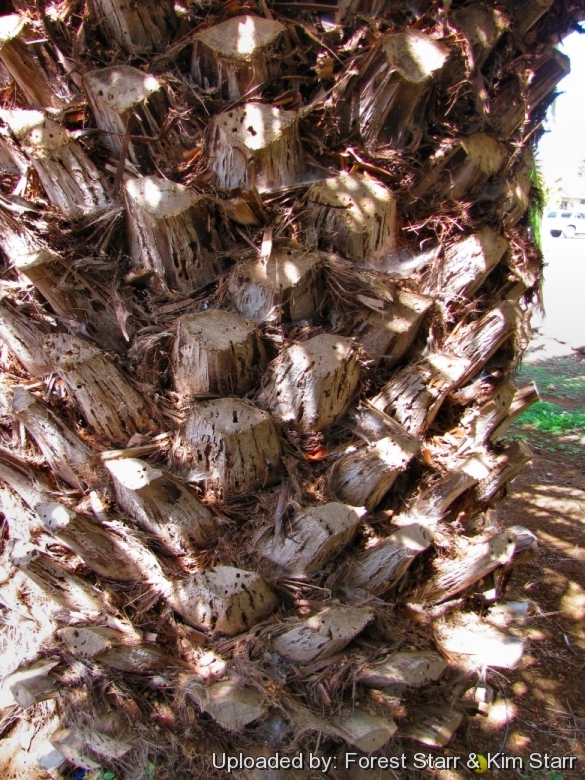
[{"left": 547, "top": 209, "right": 585, "bottom": 237}]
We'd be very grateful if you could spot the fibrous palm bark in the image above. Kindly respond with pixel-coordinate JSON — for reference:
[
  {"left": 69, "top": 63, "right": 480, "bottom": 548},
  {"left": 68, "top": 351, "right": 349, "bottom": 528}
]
[{"left": 0, "top": 1, "right": 581, "bottom": 778}]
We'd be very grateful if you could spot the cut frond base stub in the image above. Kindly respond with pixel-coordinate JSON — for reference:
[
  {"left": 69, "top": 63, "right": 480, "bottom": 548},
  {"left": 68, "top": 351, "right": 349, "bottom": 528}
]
[
  {"left": 258, "top": 334, "right": 360, "bottom": 432},
  {"left": 192, "top": 15, "right": 287, "bottom": 101},
  {"left": 414, "top": 525, "right": 537, "bottom": 605},
  {"left": 36, "top": 501, "right": 171, "bottom": 590},
  {"left": 336, "top": 709, "right": 397, "bottom": 752},
  {"left": 422, "top": 227, "right": 509, "bottom": 301},
  {"left": 88, "top": 0, "right": 178, "bottom": 52},
  {"left": 173, "top": 309, "right": 265, "bottom": 398},
  {"left": 169, "top": 566, "right": 277, "bottom": 635},
  {"left": 329, "top": 422, "right": 420, "bottom": 510},
  {"left": 371, "top": 301, "right": 525, "bottom": 436},
  {"left": 45, "top": 333, "right": 157, "bottom": 446},
  {"left": 303, "top": 172, "right": 396, "bottom": 269},
  {"left": 256, "top": 502, "right": 364, "bottom": 576},
  {"left": 124, "top": 176, "right": 223, "bottom": 294},
  {"left": 345, "top": 30, "right": 449, "bottom": 150},
  {"left": 84, "top": 66, "right": 185, "bottom": 170},
  {"left": 104, "top": 457, "right": 217, "bottom": 556},
  {"left": 351, "top": 289, "right": 432, "bottom": 368},
  {"left": 452, "top": 4, "right": 508, "bottom": 70},
  {"left": 0, "top": 110, "right": 111, "bottom": 220},
  {"left": 10, "top": 541, "right": 107, "bottom": 618},
  {"left": 490, "top": 47, "right": 570, "bottom": 138},
  {"left": 228, "top": 247, "right": 322, "bottom": 323},
  {"left": 206, "top": 103, "right": 305, "bottom": 191},
  {"left": 400, "top": 707, "right": 464, "bottom": 748},
  {"left": 358, "top": 651, "right": 447, "bottom": 690},
  {"left": 271, "top": 605, "right": 374, "bottom": 663},
  {"left": 50, "top": 727, "right": 132, "bottom": 768},
  {"left": 0, "top": 300, "right": 52, "bottom": 376},
  {"left": 10, "top": 387, "right": 96, "bottom": 489},
  {"left": 182, "top": 398, "right": 282, "bottom": 495},
  {"left": 434, "top": 611, "right": 525, "bottom": 670},
  {"left": 509, "top": 0, "right": 554, "bottom": 38},
  {"left": 0, "top": 15, "right": 66, "bottom": 109},
  {"left": 188, "top": 679, "right": 267, "bottom": 733},
  {"left": 57, "top": 624, "right": 142, "bottom": 659},
  {"left": 6, "top": 660, "right": 59, "bottom": 709},
  {"left": 452, "top": 379, "right": 539, "bottom": 451},
  {"left": 412, "top": 133, "right": 507, "bottom": 204},
  {"left": 340, "top": 523, "right": 434, "bottom": 596},
  {"left": 8, "top": 234, "right": 130, "bottom": 354}
]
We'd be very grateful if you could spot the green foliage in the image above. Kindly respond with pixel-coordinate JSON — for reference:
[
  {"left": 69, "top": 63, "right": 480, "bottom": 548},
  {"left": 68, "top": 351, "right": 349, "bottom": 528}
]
[
  {"left": 528, "top": 157, "right": 547, "bottom": 252},
  {"left": 518, "top": 401, "right": 585, "bottom": 436}
]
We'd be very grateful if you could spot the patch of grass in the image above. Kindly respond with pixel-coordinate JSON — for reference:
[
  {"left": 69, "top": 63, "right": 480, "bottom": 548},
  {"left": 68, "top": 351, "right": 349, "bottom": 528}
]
[
  {"left": 518, "top": 401, "right": 585, "bottom": 436},
  {"left": 505, "top": 398, "right": 585, "bottom": 458}
]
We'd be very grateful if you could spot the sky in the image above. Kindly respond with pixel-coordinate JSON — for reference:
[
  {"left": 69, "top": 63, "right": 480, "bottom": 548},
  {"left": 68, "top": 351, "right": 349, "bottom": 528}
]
[{"left": 536, "top": 31, "right": 585, "bottom": 197}]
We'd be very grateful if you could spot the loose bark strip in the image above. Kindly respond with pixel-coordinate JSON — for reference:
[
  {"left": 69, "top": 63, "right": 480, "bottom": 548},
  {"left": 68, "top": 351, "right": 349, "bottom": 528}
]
[
  {"left": 192, "top": 15, "right": 286, "bottom": 101},
  {"left": 104, "top": 458, "right": 217, "bottom": 556},
  {"left": 10, "top": 541, "right": 107, "bottom": 618},
  {"left": 183, "top": 398, "right": 282, "bottom": 495},
  {"left": 45, "top": 334, "right": 157, "bottom": 446},
  {"left": 412, "top": 133, "right": 507, "bottom": 203},
  {"left": 6, "top": 660, "right": 59, "bottom": 708},
  {"left": 352, "top": 289, "right": 432, "bottom": 367},
  {"left": 11, "top": 388, "right": 96, "bottom": 489},
  {"left": 303, "top": 172, "right": 396, "bottom": 268},
  {"left": 169, "top": 566, "right": 277, "bottom": 635},
  {"left": 271, "top": 606, "right": 374, "bottom": 662},
  {"left": 124, "top": 176, "right": 223, "bottom": 294},
  {"left": 341, "top": 524, "right": 434, "bottom": 596},
  {"left": 36, "top": 502, "right": 171, "bottom": 591},
  {"left": 258, "top": 334, "right": 360, "bottom": 432},
  {"left": 330, "top": 421, "right": 420, "bottom": 510},
  {"left": 84, "top": 66, "right": 184, "bottom": 170},
  {"left": 415, "top": 525, "right": 537, "bottom": 604},
  {"left": 206, "top": 103, "right": 305, "bottom": 192},
  {"left": 0, "top": 110, "right": 111, "bottom": 220},
  {"left": 422, "top": 227, "right": 508, "bottom": 301},
  {"left": 173, "top": 309, "right": 265, "bottom": 398},
  {"left": 88, "top": 0, "right": 178, "bottom": 52},
  {"left": 190, "top": 679, "right": 267, "bottom": 732},
  {"left": 336, "top": 710, "right": 396, "bottom": 752},
  {"left": 0, "top": 16, "right": 65, "bottom": 109},
  {"left": 343, "top": 30, "right": 448, "bottom": 150},
  {"left": 228, "top": 247, "right": 322, "bottom": 323},
  {"left": 358, "top": 651, "right": 447, "bottom": 689},
  {"left": 256, "top": 502, "right": 363, "bottom": 576}
]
